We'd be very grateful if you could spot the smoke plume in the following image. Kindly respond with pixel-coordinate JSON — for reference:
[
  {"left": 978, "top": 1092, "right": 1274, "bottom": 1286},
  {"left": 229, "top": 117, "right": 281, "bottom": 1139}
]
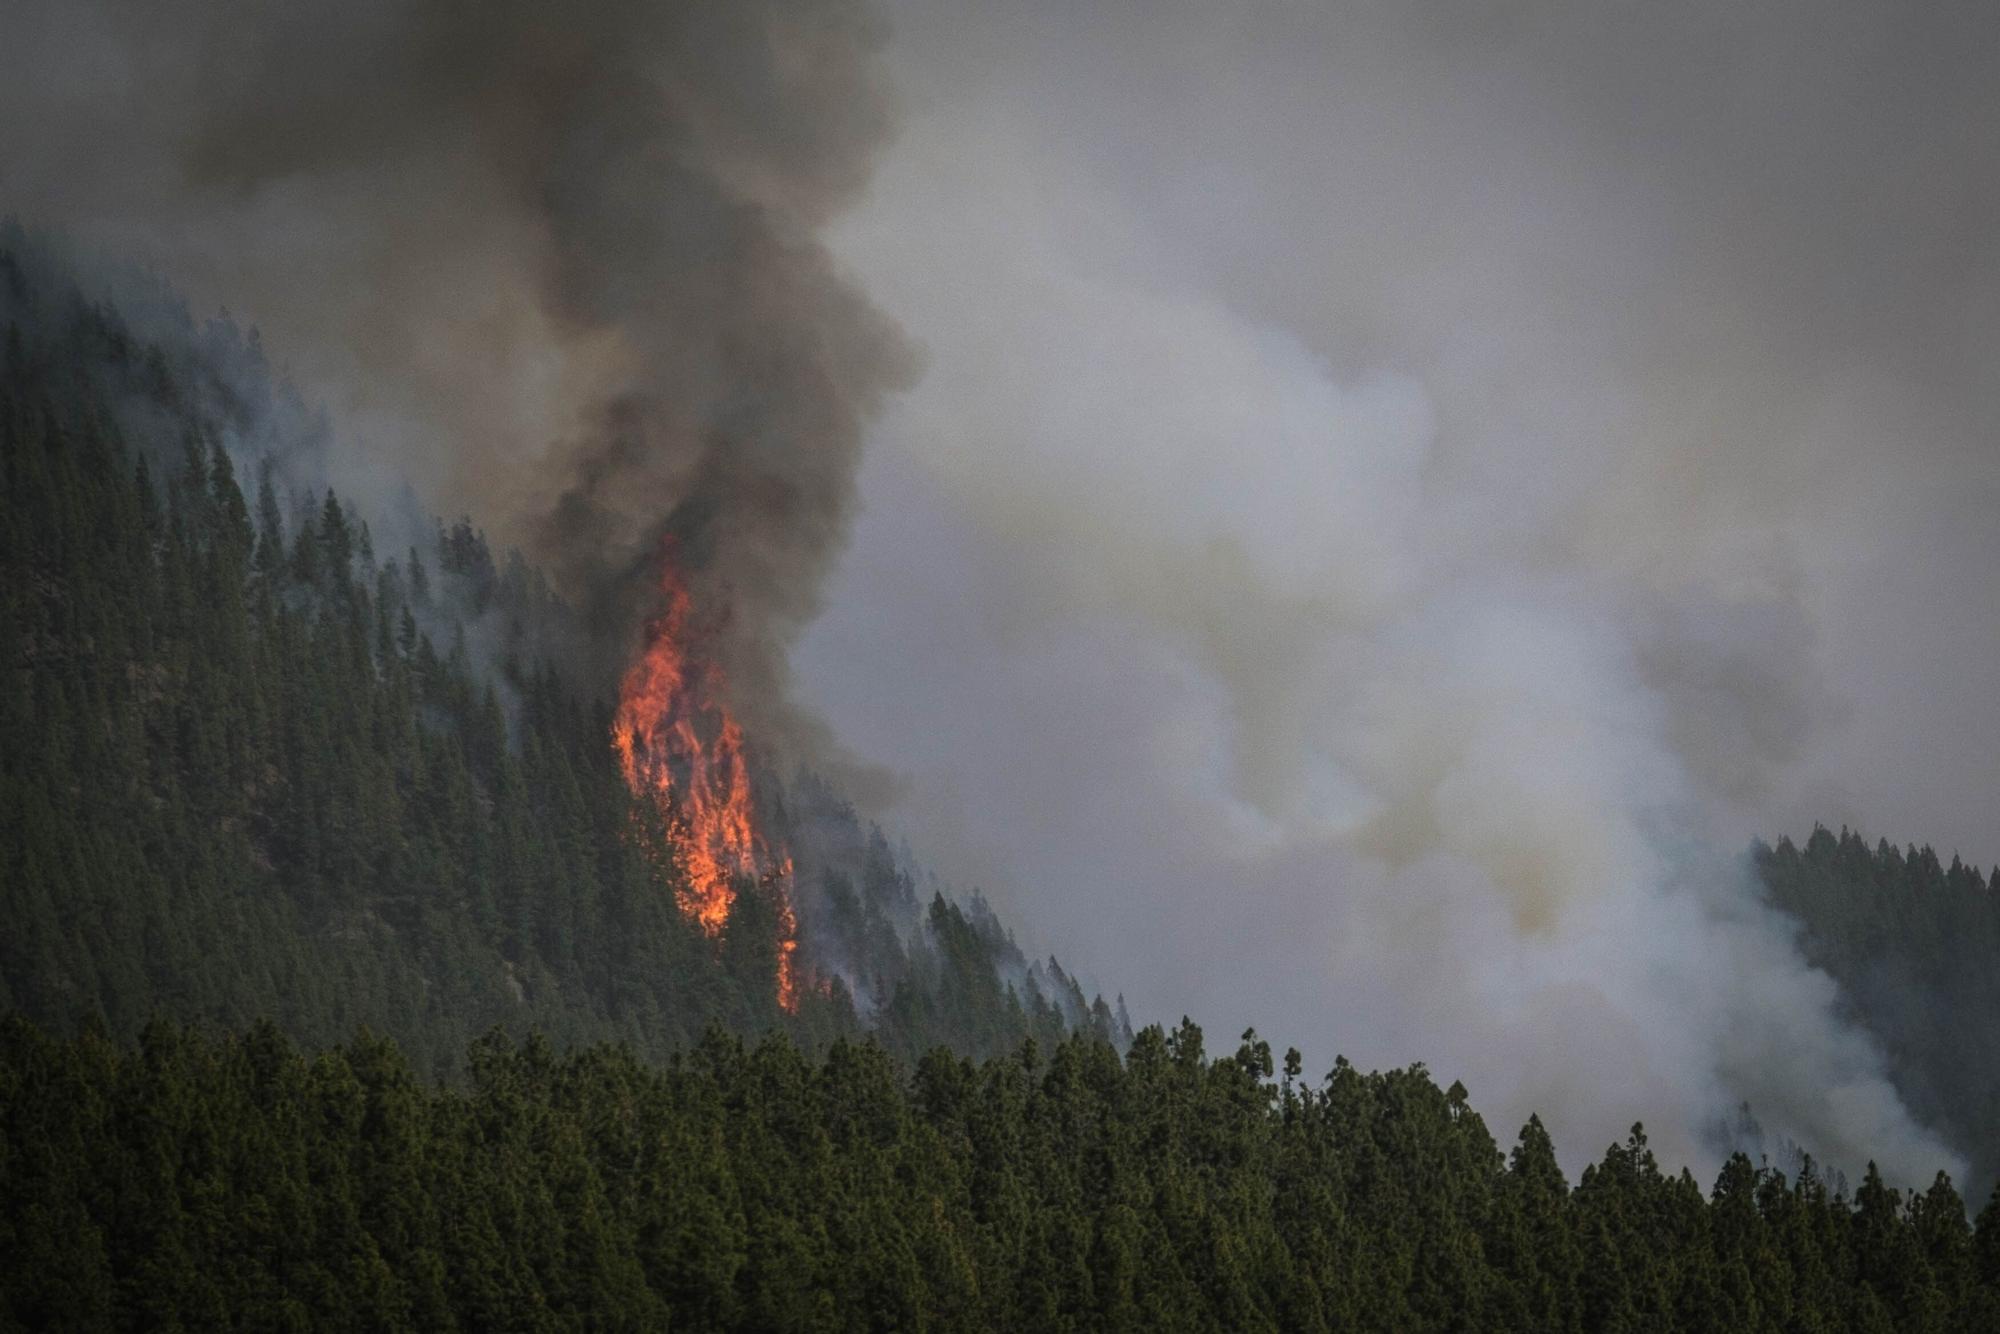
[
  {"left": 0, "top": 0, "right": 916, "bottom": 763},
  {"left": 793, "top": 0, "right": 1997, "bottom": 1184},
  {"left": 6, "top": 0, "right": 1993, "bottom": 1187}
]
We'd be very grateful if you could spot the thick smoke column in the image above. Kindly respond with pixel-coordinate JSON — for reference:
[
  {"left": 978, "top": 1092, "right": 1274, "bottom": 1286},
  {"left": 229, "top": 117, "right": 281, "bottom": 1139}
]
[
  {"left": 0, "top": 0, "right": 916, "bottom": 752},
  {"left": 798, "top": 0, "right": 1996, "bottom": 1185},
  {"left": 6, "top": 0, "right": 1987, "bottom": 1188},
  {"left": 487, "top": 1, "right": 921, "bottom": 726}
]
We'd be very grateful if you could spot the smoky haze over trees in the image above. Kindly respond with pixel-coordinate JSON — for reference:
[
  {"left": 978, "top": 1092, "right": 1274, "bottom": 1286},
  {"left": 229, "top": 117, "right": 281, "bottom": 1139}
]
[
  {"left": 3, "top": 0, "right": 2000, "bottom": 1256},
  {"left": 0, "top": 233, "right": 1126, "bottom": 1075},
  {"left": 1757, "top": 828, "right": 2000, "bottom": 1205},
  {"left": 796, "top": 0, "right": 2000, "bottom": 1181},
  {"left": 0, "top": 0, "right": 918, "bottom": 785}
]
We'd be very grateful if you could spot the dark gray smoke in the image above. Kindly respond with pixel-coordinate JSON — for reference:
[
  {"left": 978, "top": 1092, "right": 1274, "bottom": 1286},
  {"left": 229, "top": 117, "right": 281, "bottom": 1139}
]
[{"left": 0, "top": 0, "right": 916, "bottom": 760}]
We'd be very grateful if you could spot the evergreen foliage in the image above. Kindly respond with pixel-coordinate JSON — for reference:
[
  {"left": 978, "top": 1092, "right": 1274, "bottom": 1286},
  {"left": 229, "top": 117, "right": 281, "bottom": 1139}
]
[
  {"left": 5, "top": 227, "right": 1990, "bottom": 1331},
  {"left": 0, "top": 230, "right": 1123, "bottom": 1078},
  {"left": 1, "top": 1016, "right": 1995, "bottom": 1332},
  {"left": 1757, "top": 827, "right": 2000, "bottom": 1203}
]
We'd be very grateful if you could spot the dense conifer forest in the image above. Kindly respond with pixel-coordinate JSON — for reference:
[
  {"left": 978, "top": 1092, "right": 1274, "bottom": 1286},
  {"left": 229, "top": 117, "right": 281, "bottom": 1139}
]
[
  {"left": 2, "top": 1017, "right": 1998, "bottom": 1331},
  {"left": 0, "top": 231, "right": 1125, "bottom": 1076},
  {"left": 1758, "top": 829, "right": 2000, "bottom": 1207},
  {"left": 6, "top": 235, "right": 2000, "bottom": 1330}
]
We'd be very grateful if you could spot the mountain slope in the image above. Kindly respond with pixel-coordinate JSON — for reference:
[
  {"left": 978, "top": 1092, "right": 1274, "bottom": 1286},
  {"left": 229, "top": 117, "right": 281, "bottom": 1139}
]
[{"left": 0, "top": 229, "right": 1125, "bottom": 1074}]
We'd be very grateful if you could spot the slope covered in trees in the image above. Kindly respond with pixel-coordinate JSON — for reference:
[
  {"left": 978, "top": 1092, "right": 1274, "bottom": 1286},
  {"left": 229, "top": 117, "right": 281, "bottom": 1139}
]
[
  {"left": 8, "top": 226, "right": 2000, "bottom": 1329},
  {"left": 0, "top": 228, "right": 1125, "bottom": 1076},
  {"left": 2, "top": 1016, "right": 1997, "bottom": 1332},
  {"left": 1757, "top": 827, "right": 2000, "bottom": 1204}
]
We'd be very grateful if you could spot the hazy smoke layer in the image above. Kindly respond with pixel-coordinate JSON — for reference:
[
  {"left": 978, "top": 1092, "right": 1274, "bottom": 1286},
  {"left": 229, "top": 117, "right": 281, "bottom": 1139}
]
[
  {"left": 5, "top": 0, "right": 1992, "bottom": 1186},
  {"left": 0, "top": 0, "right": 915, "bottom": 758},
  {"left": 794, "top": 0, "right": 1998, "bottom": 1182}
]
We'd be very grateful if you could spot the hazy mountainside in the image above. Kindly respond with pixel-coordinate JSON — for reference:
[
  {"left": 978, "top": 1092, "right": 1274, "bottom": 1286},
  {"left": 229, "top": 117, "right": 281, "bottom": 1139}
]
[
  {"left": 1757, "top": 828, "right": 2000, "bottom": 1203},
  {"left": 10, "top": 230, "right": 2000, "bottom": 1330},
  {"left": 0, "top": 230, "right": 1126, "bottom": 1074},
  {"left": 3, "top": 1016, "right": 1998, "bottom": 1332}
]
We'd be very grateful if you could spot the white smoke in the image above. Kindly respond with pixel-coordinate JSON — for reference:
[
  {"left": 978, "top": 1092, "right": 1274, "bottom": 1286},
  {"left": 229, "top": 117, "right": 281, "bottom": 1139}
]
[{"left": 797, "top": 3, "right": 1985, "bottom": 1183}]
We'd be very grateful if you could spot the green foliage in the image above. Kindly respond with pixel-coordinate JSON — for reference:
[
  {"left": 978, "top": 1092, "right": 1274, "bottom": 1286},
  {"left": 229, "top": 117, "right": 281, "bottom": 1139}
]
[
  {"left": 0, "top": 230, "right": 1119, "bottom": 1078},
  {"left": 6, "top": 228, "right": 1985, "bottom": 1331},
  {"left": 1756, "top": 826, "right": 2000, "bottom": 1201},
  {"left": 1, "top": 1017, "right": 1993, "bottom": 1331}
]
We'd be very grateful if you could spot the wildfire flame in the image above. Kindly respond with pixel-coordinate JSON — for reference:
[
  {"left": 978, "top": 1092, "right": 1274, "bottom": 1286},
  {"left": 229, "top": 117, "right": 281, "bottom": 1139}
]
[{"left": 612, "top": 548, "right": 800, "bottom": 1010}]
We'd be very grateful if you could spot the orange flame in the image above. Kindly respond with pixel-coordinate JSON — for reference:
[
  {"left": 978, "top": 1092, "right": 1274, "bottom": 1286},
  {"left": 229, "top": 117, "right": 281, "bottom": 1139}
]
[{"left": 613, "top": 549, "right": 799, "bottom": 1010}]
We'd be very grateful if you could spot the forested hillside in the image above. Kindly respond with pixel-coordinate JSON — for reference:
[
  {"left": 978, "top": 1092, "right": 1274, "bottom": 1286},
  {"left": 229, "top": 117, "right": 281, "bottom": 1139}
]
[
  {"left": 0, "top": 229, "right": 1125, "bottom": 1075},
  {"left": 9, "top": 228, "right": 2000, "bottom": 1332},
  {"left": 2, "top": 1016, "right": 1996, "bottom": 1331},
  {"left": 1757, "top": 828, "right": 2000, "bottom": 1204}
]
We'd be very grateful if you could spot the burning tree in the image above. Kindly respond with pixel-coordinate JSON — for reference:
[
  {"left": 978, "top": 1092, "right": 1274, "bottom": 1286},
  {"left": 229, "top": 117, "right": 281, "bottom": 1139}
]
[{"left": 612, "top": 546, "right": 800, "bottom": 1010}]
